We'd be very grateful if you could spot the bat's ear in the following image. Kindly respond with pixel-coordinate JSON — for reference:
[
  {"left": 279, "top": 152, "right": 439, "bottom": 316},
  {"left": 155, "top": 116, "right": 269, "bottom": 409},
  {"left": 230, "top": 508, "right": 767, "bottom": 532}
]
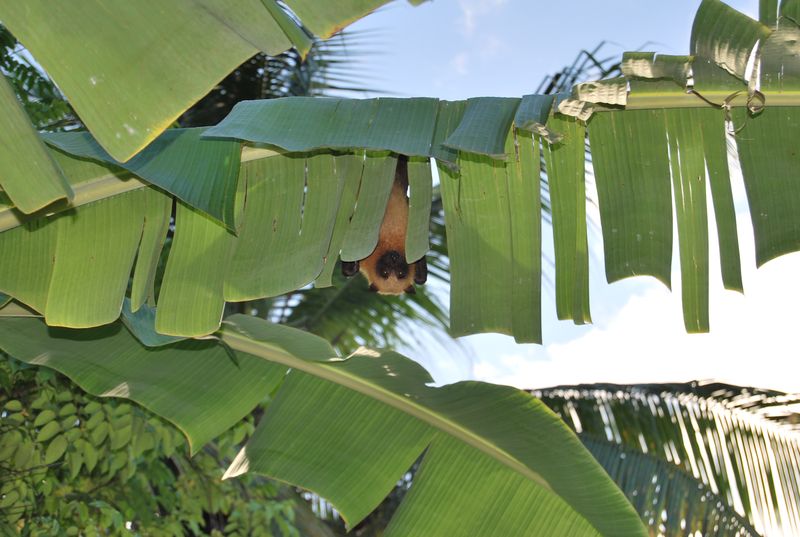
[
  {"left": 413, "top": 257, "right": 427, "bottom": 285},
  {"left": 341, "top": 260, "right": 360, "bottom": 277},
  {"left": 368, "top": 283, "right": 379, "bottom": 293},
  {"left": 404, "top": 285, "right": 416, "bottom": 295}
]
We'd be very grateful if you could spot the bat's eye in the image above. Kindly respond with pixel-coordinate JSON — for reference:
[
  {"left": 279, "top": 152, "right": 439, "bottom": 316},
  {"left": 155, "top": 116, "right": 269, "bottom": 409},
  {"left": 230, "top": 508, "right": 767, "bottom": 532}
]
[
  {"left": 397, "top": 269, "right": 407, "bottom": 279},
  {"left": 379, "top": 268, "right": 389, "bottom": 279}
]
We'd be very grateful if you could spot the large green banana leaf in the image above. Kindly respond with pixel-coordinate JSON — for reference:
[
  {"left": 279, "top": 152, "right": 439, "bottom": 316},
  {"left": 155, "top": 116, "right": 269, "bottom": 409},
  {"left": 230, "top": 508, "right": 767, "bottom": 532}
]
[
  {"left": 0, "top": 311, "right": 647, "bottom": 536},
  {"left": 3, "top": 0, "right": 800, "bottom": 343},
  {"left": 0, "top": 0, "right": 401, "bottom": 163},
  {"left": 538, "top": 381, "right": 800, "bottom": 537}
]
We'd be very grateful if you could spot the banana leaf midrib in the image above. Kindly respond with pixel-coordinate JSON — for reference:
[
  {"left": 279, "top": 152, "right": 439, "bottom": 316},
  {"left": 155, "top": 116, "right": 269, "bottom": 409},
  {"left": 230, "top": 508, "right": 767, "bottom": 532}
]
[{"left": 218, "top": 324, "right": 555, "bottom": 494}]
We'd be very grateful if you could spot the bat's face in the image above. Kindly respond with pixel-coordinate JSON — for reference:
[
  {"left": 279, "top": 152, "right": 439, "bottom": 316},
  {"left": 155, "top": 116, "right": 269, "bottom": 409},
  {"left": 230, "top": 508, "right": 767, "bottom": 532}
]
[
  {"left": 371, "top": 250, "right": 413, "bottom": 295},
  {"left": 341, "top": 249, "right": 427, "bottom": 296}
]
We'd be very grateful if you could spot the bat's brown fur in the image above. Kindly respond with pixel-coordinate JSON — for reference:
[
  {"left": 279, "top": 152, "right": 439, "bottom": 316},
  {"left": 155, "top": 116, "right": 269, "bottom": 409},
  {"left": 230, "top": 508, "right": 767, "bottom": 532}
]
[
  {"left": 342, "top": 155, "right": 428, "bottom": 295},
  {"left": 340, "top": 155, "right": 427, "bottom": 295},
  {"left": 359, "top": 165, "right": 417, "bottom": 295}
]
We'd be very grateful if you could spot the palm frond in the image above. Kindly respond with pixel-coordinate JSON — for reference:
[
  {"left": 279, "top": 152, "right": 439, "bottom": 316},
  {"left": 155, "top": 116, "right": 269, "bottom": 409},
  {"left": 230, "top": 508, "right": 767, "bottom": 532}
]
[
  {"left": 535, "top": 382, "right": 800, "bottom": 536},
  {"left": 581, "top": 434, "right": 759, "bottom": 537}
]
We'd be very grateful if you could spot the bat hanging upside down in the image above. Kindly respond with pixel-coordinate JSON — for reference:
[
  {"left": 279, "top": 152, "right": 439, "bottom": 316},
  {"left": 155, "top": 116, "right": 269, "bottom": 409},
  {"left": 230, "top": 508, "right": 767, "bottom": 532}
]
[{"left": 341, "top": 155, "right": 427, "bottom": 295}]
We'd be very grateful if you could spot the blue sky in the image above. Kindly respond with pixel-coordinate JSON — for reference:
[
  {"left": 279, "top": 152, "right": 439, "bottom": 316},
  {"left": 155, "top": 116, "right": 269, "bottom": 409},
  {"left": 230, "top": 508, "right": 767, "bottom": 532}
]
[
  {"left": 350, "top": 0, "right": 758, "bottom": 100},
  {"left": 345, "top": 1, "right": 800, "bottom": 394}
]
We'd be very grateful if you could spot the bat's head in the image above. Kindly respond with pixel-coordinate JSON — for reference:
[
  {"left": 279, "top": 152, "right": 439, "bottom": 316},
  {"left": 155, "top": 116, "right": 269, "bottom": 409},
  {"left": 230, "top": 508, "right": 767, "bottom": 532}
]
[
  {"left": 370, "top": 250, "right": 414, "bottom": 295},
  {"left": 342, "top": 249, "right": 427, "bottom": 296}
]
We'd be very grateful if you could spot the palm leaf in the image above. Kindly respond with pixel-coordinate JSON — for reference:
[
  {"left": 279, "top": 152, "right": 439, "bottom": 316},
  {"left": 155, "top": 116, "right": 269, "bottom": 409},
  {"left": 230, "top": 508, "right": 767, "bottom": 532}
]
[
  {"left": 536, "top": 381, "right": 800, "bottom": 536},
  {"left": 581, "top": 434, "right": 759, "bottom": 537}
]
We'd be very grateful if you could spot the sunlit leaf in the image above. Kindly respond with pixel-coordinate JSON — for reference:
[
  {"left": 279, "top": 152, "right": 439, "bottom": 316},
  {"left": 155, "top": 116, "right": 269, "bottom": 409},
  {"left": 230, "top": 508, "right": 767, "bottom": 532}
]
[
  {"left": 443, "top": 97, "right": 520, "bottom": 158},
  {"left": 732, "top": 107, "right": 800, "bottom": 266},
  {"left": 1, "top": 1, "right": 256, "bottom": 161},
  {"left": 0, "top": 187, "right": 156, "bottom": 328},
  {"left": 542, "top": 115, "right": 590, "bottom": 324},
  {"left": 588, "top": 110, "right": 673, "bottom": 288},
  {"left": 440, "top": 128, "right": 541, "bottom": 343},
  {"left": 155, "top": 202, "right": 235, "bottom": 336},
  {"left": 691, "top": 0, "right": 771, "bottom": 92},
  {"left": 205, "top": 97, "right": 439, "bottom": 157},
  {"left": 0, "top": 74, "right": 72, "bottom": 213},
  {"left": 284, "top": 0, "right": 390, "bottom": 39},
  {"left": 129, "top": 188, "right": 172, "bottom": 311}
]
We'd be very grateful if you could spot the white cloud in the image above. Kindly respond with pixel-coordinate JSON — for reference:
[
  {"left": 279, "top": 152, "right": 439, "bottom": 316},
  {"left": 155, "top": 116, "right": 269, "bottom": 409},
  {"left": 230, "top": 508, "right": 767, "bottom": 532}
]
[
  {"left": 477, "top": 34, "right": 509, "bottom": 60},
  {"left": 451, "top": 52, "right": 470, "bottom": 75},
  {"left": 457, "top": 0, "right": 508, "bottom": 36}
]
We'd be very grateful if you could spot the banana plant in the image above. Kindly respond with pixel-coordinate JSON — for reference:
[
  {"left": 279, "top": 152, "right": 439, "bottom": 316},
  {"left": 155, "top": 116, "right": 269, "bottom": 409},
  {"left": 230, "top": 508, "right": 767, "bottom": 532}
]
[
  {"left": 3, "top": 1, "right": 800, "bottom": 344},
  {"left": 2, "top": 0, "right": 800, "bottom": 535}
]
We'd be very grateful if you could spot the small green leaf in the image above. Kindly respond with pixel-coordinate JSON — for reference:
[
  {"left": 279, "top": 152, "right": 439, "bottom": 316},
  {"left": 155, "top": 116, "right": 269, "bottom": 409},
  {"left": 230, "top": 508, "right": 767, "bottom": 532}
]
[
  {"left": 86, "top": 411, "right": 105, "bottom": 431},
  {"left": 59, "top": 403, "right": 77, "bottom": 417},
  {"left": 45, "top": 434, "right": 68, "bottom": 464},
  {"left": 68, "top": 450, "right": 83, "bottom": 480},
  {"left": 91, "top": 422, "right": 109, "bottom": 446},
  {"left": 0, "top": 490, "right": 20, "bottom": 509},
  {"left": 4, "top": 400, "right": 22, "bottom": 412},
  {"left": 109, "top": 451, "right": 127, "bottom": 474},
  {"left": 36, "top": 420, "right": 61, "bottom": 443},
  {"left": 13, "top": 439, "right": 33, "bottom": 468},
  {"left": 110, "top": 425, "right": 132, "bottom": 451},
  {"left": 0, "top": 430, "right": 21, "bottom": 461},
  {"left": 33, "top": 409, "right": 56, "bottom": 427},
  {"left": 84, "top": 444, "right": 99, "bottom": 472}
]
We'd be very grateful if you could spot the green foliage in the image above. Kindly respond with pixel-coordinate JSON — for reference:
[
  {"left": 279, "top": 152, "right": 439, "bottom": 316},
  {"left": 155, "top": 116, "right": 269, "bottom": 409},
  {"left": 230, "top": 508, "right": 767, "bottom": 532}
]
[
  {"left": 0, "top": 356, "right": 299, "bottom": 537},
  {"left": 0, "top": 314, "right": 648, "bottom": 536}
]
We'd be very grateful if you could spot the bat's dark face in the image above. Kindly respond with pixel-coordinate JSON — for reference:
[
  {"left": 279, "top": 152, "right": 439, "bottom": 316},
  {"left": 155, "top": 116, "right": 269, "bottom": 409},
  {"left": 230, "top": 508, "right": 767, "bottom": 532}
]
[
  {"left": 365, "top": 249, "right": 413, "bottom": 295},
  {"left": 342, "top": 250, "right": 427, "bottom": 295},
  {"left": 376, "top": 250, "right": 409, "bottom": 281}
]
